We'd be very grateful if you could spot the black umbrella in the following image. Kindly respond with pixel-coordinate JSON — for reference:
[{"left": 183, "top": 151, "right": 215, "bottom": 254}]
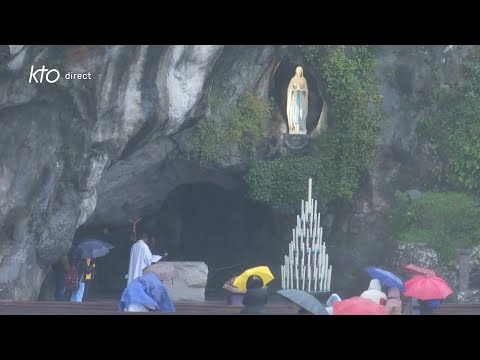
[
  {"left": 277, "top": 289, "right": 329, "bottom": 315},
  {"left": 74, "top": 239, "right": 114, "bottom": 259}
]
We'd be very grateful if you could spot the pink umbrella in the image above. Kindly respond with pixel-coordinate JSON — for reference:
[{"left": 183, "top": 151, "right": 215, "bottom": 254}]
[
  {"left": 403, "top": 275, "right": 453, "bottom": 300},
  {"left": 333, "top": 297, "right": 388, "bottom": 315},
  {"left": 401, "top": 264, "right": 437, "bottom": 277}
]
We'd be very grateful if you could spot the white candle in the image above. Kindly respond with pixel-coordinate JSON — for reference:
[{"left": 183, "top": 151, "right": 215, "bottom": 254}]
[
  {"left": 290, "top": 263, "right": 294, "bottom": 289},
  {"left": 303, "top": 205, "right": 306, "bottom": 232},
  {"left": 308, "top": 248, "right": 311, "bottom": 275},
  {"left": 317, "top": 250, "right": 322, "bottom": 273},
  {"left": 314, "top": 266, "right": 318, "bottom": 292},
  {"left": 307, "top": 267, "right": 312, "bottom": 291},
  {"left": 301, "top": 200, "right": 305, "bottom": 222},
  {"left": 296, "top": 243, "right": 299, "bottom": 268},
  {"left": 323, "top": 261, "right": 328, "bottom": 290},
  {"left": 319, "top": 265, "right": 324, "bottom": 291},
  {"left": 306, "top": 200, "right": 310, "bottom": 225},
  {"left": 302, "top": 244, "right": 305, "bottom": 269},
  {"left": 296, "top": 265, "right": 299, "bottom": 290},
  {"left": 301, "top": 250, "right": 304, "bottom": 270},
  {"left": 302, "top": 266, "right": 306, "bottom": 291},
  {"left": 295, "top": 230, "right": 299, "bottom": 255},
  {"left": 306, "top": 229, "right": 310, "bottom": 251},
  {"left": 309, "top": 200, "right": 314, "bottom": 235},
  {"left": 281, "top": 266, "right": 284, "bottom": 289},
  {"left": 290, "top": 265, "right": 293, "bottom": 290},
  {"left": 323, "top": 244, "right": 326, "bottom": 270},
  {"left": 308, "top": 178, "right": 312, "bottom": 206},
  {"left": 318, "top": 214, "right": 323, "bottom": 243},
  {"left": 285, "top": 256, "right": 289, "bottom": 288},
  {"left": 327, "top": 265, "right": 332, "bottom": 291},
  {"left": 314, "top": 200, "right": 318, "bottom": 218},
  {"left": 322, "top": 265, "right": 327, "bottom": 291}
]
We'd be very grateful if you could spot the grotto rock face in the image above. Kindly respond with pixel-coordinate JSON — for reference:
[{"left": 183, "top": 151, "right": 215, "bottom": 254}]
[
  {"left": 0, "top": 45, "right": 227, "bottom": 299},
  {"left": 0, "top": 45, "right": 473, "bottom": 299},
  {"left": 326, "top": 45, "right": 475, "bottom": 296}
]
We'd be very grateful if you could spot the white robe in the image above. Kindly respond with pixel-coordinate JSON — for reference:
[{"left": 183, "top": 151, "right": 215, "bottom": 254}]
[{"left": 127, "top": 240, "right": 153, "bottom": 285}]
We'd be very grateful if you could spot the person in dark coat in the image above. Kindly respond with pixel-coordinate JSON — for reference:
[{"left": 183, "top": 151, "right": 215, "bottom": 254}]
[
  {"left": 240, "top": 275, "right": 267, "bottom": 315},
  {"left": 418, "top": 298, "right": 442, "bottom": 315}
]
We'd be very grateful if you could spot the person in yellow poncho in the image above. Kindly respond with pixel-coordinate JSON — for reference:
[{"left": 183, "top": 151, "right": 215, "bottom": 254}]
[{"left": 83, "top": 258, "right": 95, "bottom": 302}]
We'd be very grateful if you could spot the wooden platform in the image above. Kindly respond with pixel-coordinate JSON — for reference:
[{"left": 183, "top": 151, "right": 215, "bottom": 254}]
[
  {"left": 0, "top": 301, "right": 299, "bottom": 315},
  {"left": 431, "top": 303, "right": 480, "bottom": 315},
  {"left": 2, "top": 300, "right": 479, "bottom": 315}
]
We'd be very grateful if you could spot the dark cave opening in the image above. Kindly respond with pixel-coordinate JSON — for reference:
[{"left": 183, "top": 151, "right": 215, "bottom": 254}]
[
  {"left": 271, "top": 60, "right": 324, "bottom": 133},
  {"left": 73, "top": 182, "right": 282, "bottom": 300}
]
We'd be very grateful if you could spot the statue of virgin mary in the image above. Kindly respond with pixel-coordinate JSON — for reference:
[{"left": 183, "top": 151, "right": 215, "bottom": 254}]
[{"left": 286, "top": 66, "right": 308, "bottom": 135}]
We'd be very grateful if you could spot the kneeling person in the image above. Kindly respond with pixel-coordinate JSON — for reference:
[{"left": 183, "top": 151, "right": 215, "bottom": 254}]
[{"left": 119, "top": 272, "right": 176, "bottom": 313}]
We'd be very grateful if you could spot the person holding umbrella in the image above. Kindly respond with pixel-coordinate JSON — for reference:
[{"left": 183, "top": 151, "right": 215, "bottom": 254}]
[
  {"left": 67, "top": 253, "right": 88, "bottom": 302},
  {"left": 360, "top": 279, "right": 387, "bottom": 306},
  {"left": 403, "top": 275, "right": 452, "bottom": 315},
  {"left": 386, "top": 287, "right": 402, "bottom": 315},
  {"left": 232, "top": 266, "right": 274, "bottom": 315},
  {"left": 69, "top": 239, "right": 114, "bottom": 301},
  {"left": 223, "top": 276, "right": 246, "bottom": 305},
  {"left": 277, "top": 289, "right": 329, "bottom": 315},
  {"left": 240, "top": 275, "right": 268, "bottom": 315},
  {"left": 82, "top": 258, "right": 95, "bottom": 302}
]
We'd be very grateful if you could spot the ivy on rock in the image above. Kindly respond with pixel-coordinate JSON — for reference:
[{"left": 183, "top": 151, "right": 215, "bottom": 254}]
[
  {"left": 418, "top": 48, "right": 480, "bottom": 193},
  {"left": 191, "top": 90, "right": 273, "bottom": 166}
]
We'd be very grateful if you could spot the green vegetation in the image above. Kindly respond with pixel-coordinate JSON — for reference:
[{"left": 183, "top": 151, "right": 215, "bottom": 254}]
[
  {"left": 393, "top": 191, "right": 480, "bottom": 261},
  {"left": 191, "top": 90, "right": 273, "bottom": 166},
  {"left": 245, "top": 141, "right": 336, "bottom": 207},
  {"left": 245, "top": 46, "right": 383, "bottom": 207},
  {"left": 418, "top": 49, "right": 480, "bottom": 192}
]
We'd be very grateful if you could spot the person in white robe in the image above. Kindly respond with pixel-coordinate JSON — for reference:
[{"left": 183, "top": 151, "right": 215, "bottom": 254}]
[
  {"left": 127, "top": 233, "right": 154, "bottom": 285},
  {"left": 360, "top": 279, "right": 387, "bottom": 305}
]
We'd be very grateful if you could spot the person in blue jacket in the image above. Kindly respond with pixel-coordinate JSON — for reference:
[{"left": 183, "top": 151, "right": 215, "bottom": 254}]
[
  {"left": 119, "top": 272, "right": 176, "bottom": 312},
  {"left": 418, "top": 298, "right": 442, "bottom": 315}
]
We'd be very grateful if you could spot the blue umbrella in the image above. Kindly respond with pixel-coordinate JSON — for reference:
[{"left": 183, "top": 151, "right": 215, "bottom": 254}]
[
  {"left": 367, "top": 267, "right": 405, "bottom": 291},
  {"left": 74, "top": 239, "right": 114, "bottom": 259}
]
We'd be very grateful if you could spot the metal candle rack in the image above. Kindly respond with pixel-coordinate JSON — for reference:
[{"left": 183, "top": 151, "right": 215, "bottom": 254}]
[{"left": 281, "top": 178, "right": 332, "bottom": 292}]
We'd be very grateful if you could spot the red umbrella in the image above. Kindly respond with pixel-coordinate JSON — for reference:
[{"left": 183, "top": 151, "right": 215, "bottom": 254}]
[
  {"left": 401, "top": 264, "right": 437, "bottom": 277},
  {"left": 403, "top": 275, "right": 453, "bottom": 300},
  {"left": 333, "top": 297, "right": 388, "bottom": 315}
]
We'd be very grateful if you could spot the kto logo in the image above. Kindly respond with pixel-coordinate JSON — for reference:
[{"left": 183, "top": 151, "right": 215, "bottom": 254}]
[{"left": 29, "top": 65, "right": 60, "bottom": 84}]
